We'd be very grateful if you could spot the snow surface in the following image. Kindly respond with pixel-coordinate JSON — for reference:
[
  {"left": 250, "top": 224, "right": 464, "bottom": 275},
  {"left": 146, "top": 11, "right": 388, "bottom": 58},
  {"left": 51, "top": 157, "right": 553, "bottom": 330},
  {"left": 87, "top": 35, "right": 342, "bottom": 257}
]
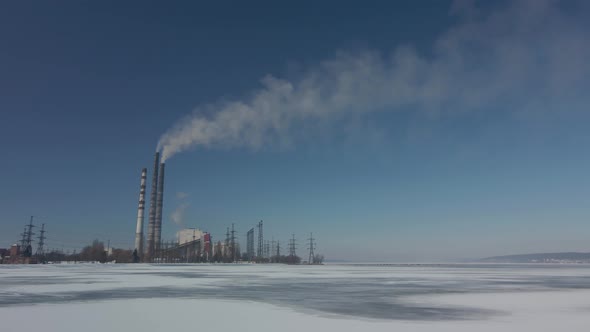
[{"left": 1, "top": 263, "right": 590, "bottom": 331}]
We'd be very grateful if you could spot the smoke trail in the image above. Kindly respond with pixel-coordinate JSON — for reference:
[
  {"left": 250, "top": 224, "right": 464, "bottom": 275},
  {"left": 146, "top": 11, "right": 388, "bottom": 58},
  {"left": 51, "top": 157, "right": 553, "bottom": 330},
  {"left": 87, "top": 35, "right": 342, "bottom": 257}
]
[
  {"left": 170, "top": 203, "right": 189, "bottom": 227},
  {"left": 170, "top": 192, "right": 190, "bottom": 227},
  {"left": 157, "top": 0, "right": 590, "bottom": 162}
]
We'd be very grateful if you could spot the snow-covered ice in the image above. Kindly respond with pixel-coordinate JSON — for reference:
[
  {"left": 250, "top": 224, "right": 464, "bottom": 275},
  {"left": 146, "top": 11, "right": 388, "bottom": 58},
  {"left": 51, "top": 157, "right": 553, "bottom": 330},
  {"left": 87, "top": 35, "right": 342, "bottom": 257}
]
[{"left": 1, "top": 263, "right": 590, "bottom": 331}]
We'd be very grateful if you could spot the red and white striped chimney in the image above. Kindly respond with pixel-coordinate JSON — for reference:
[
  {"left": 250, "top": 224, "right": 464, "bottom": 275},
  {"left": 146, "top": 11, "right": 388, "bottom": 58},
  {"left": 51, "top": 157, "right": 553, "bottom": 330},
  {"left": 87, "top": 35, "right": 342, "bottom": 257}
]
[{"left": 134, "top": 168, "right": 147, "bottom": 257}]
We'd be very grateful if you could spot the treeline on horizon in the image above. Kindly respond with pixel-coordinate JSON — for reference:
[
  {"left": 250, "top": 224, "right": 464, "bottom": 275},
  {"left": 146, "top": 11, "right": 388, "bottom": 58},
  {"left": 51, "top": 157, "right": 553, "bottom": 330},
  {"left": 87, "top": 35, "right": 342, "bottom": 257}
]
[{"left": 39, "top": 240, "right": 325, "bottom": 265}]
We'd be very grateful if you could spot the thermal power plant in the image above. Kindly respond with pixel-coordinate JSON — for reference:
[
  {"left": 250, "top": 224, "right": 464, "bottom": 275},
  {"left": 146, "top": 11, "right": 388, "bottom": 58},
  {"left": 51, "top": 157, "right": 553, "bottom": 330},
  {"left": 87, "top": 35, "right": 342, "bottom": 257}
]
[
  {"left": 146, "top": 152, "right": 160, "bottom": 259},
  {"left": 134, "top": 168, "right": 147, "bottom": 258},
  {"left": 127, "top": 153, "right": 321, "bottom": 264},
  {"left": 177, "top": 228, "right": 203, "bottom": 245},
  {"left": 154, "top": 162, "right": 165, "bottom": 253}
]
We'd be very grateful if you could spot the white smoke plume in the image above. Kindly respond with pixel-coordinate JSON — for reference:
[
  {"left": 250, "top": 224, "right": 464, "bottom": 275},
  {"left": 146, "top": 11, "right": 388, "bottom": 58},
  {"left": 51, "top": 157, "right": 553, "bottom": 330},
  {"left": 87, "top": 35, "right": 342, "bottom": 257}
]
[
  {"left": 170, "top": 192, "right": 189, "bottom": 226},
  {"left": 170, "top": 203, "right": 189, "bottom": 227},
  {"left": 157, "top": 0, "right": 590, "bottom": 162}
]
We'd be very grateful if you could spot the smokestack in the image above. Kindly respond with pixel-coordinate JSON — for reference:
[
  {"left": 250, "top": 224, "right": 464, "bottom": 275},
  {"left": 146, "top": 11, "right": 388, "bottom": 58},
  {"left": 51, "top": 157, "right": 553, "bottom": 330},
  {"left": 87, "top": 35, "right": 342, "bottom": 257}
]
[
  {"left": 154, "top": 162, "right": 165, "bottom": 253},
  {"left": 146, "top": 152, "right": 160, "bottom": 259},
  {"left": 134, "top": 168, "right": 147, "bottom": 259}
]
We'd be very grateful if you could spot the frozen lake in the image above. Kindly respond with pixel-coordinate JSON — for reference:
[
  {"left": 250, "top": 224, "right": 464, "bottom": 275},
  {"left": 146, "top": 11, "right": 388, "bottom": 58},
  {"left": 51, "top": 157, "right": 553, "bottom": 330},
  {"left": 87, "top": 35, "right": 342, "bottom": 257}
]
[{"left": 1, "top": 263, "right": 590, "bottom": 331}]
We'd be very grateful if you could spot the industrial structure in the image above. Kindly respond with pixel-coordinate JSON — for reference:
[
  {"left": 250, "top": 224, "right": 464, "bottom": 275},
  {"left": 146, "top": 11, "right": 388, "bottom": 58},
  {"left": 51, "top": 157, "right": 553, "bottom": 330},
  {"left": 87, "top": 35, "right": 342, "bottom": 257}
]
[
  {"left": 177, "top": 228, "right": 204, "bottom": 245},
  {"left": 289, "top": 233, "right": 297, "bottom": 258},
  {"left": 146, "top": 152, "right": 160, "bottom": 259},
  {"left": 230, "top": 223, "right": 237, "bottom": 262},
  {"left": 307, "top": 232, "right": 316, "bottom": 265},
  {"left": 143, "top": 152, "right": 166, "bottom": 261},
  {"left": 134, "top": 168, "right": 147, "bottom": 259},
  {"left": 119, "top": 152, "right": 323, "bottom": 265},
  {"left": 1, "top": 216, "right": 47, "bottom": 264},
  {"left": 264, "top": 240, "right": 270, "bottom": 259},
  {"left": 137, "top": 228, "right": 214, "bottom": 263},
  {"left": 246, "top": 227, "right": 255, "bottom": 261},
  {"left": 154, "top": 162, "right": 165, "bottom": 254},
  {"left": 257, "top": 220, "right": 263, "bottom": 258},
  {"left": 2, "top": 148, "right": 324, "bottom": 265},
  {"left": 35, "top": 224, "right": 46, "bottom": 257},
  {"left": 20, "top": 216, "right": 35, "bottom": 258}
]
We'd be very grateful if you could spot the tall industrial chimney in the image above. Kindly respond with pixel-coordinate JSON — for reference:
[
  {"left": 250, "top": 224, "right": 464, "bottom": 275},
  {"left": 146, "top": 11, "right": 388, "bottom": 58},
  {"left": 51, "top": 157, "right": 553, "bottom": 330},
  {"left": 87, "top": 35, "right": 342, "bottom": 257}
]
[
  {"left": 154, "top": 162, "right": 165, "bottom": 253},
  {"left": 134, "top": 168, "right": 147, "bottom": 259},
  {"left": 146, "top": 152, "right": 160, "bottom": 259}
]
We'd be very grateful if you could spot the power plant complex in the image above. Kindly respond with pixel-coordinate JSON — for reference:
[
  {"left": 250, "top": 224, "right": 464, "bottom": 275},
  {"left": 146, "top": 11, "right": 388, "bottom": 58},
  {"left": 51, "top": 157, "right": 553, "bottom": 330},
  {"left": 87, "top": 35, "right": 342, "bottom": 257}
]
[
  {"left": 131, "top": 152, "right": 323, "bottom": 264},
  {"left": 1, "top": 151, "right": 322, "bottom": 265}
]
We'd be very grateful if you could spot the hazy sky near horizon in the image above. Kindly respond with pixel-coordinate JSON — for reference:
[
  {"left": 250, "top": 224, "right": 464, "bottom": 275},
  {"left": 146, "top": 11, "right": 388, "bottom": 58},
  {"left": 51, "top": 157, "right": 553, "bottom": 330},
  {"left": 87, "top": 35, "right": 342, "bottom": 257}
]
[{"left": 1, "top": 0, "right": 590, "bottom": 261}]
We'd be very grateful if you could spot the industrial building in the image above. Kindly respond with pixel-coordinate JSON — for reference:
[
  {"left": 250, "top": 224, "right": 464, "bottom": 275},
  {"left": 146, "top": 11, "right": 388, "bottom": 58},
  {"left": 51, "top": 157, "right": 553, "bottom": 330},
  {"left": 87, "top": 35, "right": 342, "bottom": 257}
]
[{"left": 177, "top": 228, "right": 204, "bottom": 245}]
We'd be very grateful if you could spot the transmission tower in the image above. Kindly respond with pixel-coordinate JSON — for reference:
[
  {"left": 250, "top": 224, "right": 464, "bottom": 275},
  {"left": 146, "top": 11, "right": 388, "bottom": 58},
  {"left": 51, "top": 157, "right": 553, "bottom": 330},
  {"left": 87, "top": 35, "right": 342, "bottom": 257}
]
[
  {"left": 230, "top": 223, "right": 236, "bottom": 262},
  {"left": 20, "top": 226, "right": 27, "bottom": 249},
  {"left": 307, "top": 232, "right": 316, "bottom": 264},
  {"left": 26, "top": 216, "right": 35, "bottom": 245},
  {"left": 288, "top": 234, "right": 297, "bottom": 257},
  {"left": 275, "top": 240, "right": 281, "bottom": 259},
  {"left": 225, "top": 227, "right": 230, "bottom": 260},
  {"left": 257, "top": 220, "right": 263, "bottom": 259},
  {"left": 246, "top": 228, "right": 254, "bottom": 261},
  {"left": 20, "top": 216, "right": 35, "bottom": 257},
  {"left": 270, "top": 239, "right": 276, "bottom": 262},
  {"left": 264, "top": 240, "right": 270, "bottom": 259},
  {"left": 36, "top": 223, "right": 46, "bottom": 257}
]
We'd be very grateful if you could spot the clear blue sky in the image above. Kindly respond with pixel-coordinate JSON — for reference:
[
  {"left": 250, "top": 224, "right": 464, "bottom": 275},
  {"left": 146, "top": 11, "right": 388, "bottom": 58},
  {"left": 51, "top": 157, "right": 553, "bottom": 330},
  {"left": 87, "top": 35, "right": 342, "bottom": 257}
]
[{"left": 1, "top": 0, "right": 589, "bottom": 261}]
